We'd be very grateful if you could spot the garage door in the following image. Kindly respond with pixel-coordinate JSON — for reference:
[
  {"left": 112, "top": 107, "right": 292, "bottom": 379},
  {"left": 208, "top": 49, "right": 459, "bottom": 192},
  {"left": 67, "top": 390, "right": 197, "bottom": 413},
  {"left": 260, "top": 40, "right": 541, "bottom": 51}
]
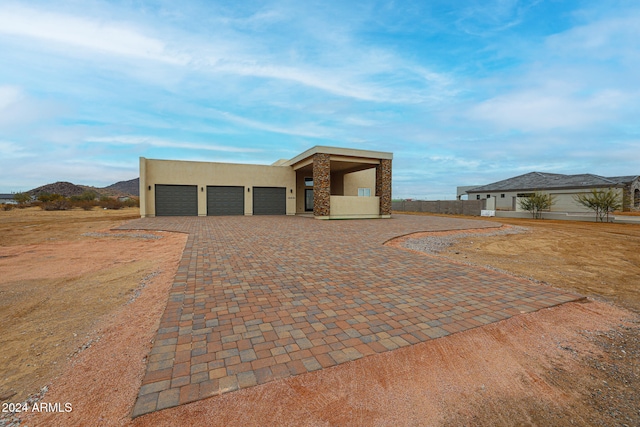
[
  {"left": 155, "top": 185, "right": 198, "bottom": 216},
  {"left": 253, "top": 187, "right": 286, "bottom": 215},
  {"left": 207, "top": 186, "right": 244, "bottom": 216}
]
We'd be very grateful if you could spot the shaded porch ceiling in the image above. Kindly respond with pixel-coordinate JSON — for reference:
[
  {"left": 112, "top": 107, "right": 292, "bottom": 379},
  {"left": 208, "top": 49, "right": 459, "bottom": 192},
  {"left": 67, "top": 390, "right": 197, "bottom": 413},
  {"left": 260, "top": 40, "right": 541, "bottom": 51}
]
[{"left": 295, "top": 160, "right": 377, "bottom": 176}]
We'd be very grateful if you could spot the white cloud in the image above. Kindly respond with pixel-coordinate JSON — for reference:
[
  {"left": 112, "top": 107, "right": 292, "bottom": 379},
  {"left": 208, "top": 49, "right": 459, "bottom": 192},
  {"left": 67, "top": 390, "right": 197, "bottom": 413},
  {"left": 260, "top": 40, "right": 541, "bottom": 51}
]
[
  {"left": 213, "top": 61, "right": 399, "bottom": 103},
  {"left": 470, "top": 86, "right": 630, "bottom": 131},
  {"left": 0, "top": 5, "right": 189, "bottom": 65},
  {"left": 455, "top": 0, "right": 537, "bottom": 35},
  {"left": 0, "top": 140, "right": 31, "bottom": 159},
  {"left": 0, "top": 85, "right": 60, "bottom": 128},
  {"left": 546, "top": 13, "right": 640, "bottom": 61},
  {"left": 85, "top": 135, "right": 262, "bottom": 153},
  {"left": 214, "top": 110, "right": 333, "bottom": 139},
  {"left": 0, "top": 4, "right": 453, "bottom": 105},
  {"left": 0, "top": 85, "right": 22, "bottom": 110}
]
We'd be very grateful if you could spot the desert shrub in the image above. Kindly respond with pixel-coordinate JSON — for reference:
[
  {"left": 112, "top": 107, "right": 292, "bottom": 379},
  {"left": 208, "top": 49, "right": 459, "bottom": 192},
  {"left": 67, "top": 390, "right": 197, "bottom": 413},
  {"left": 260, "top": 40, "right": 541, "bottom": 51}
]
[
  {"left": 41, "top": 198, "right": 71, "bottom": 211},
  {"left": 13, "top": 192, "right": 32, "bottom": 206},
  {"left": 518, "top": 192, "right": 555, "bottom": 219},
  {"left": 122, "top": 198, "right": 139, "bottom": 208},
  {"left": 38, "top": 193, "right": 71, "bottom": 210},
  {"left": 74, "top": 200, "right": 96, "bottom": 211},
  {"left": 38, "top": 193, "right": 52, "bottom": 203},
  {"left": 70, "top": 191, "right": 98, "bottom": 202},
  {"left": 99, "top": 196, "right": 124, "bottom": 210},
  {"left": 1, "top": 203, "right": 15, "bottom": 211},
  {"left": 574, "top": 189, "right": 622, "bottom": 222}
]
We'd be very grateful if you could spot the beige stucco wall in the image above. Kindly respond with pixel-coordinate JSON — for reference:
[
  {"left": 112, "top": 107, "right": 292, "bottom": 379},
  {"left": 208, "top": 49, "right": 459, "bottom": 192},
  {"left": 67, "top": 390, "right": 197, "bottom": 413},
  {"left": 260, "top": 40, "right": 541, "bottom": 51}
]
[
  {"left": 140, "top": 157, "right": 296, "bottom": 217},
  {"left": 329, "top": 196, "right": 380, "bottom": 218},
  {"left": 548, "top": 188, "right": 624, "bottom": 212},
  {"left": 343, "top": 168, "right": 376, "bottom": 196},
  {"left": 331, "top": 173, "right": 345, "bottom": 196},
  {"left": 471, "top": 187, "right": 625, "bottom": 213},
  {"left": 294, "top": 167, "right": 377, "bottom": 213}
]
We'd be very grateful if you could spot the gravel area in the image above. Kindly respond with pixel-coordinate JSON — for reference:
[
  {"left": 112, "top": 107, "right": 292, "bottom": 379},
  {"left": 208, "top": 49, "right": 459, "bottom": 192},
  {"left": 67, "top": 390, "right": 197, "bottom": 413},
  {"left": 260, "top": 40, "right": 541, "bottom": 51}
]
[
  {"left": 81, "top": 232, "right": 162, "bottom": 240},
  {"left": 401, "top": 225, "right": 529, "bottom": 254}
]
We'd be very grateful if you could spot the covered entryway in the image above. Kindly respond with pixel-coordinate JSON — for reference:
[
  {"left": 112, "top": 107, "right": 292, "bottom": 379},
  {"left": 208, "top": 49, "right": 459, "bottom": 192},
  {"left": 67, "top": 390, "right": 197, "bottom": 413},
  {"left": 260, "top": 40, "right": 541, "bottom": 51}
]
[
  {"left": 207, "top": 186, "right": 244, "bottom": 216},
  {"left": 253, "top": 187, "right": 286, "bottom": 215},
  {"left": 155, "top": 185, "right": 198, "bottom": 216}
]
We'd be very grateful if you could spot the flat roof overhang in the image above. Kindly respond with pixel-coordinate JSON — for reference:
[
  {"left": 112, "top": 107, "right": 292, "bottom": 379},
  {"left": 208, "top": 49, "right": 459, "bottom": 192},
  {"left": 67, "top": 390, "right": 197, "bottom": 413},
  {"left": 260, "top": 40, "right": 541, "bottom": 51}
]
[{"left": 286, "top": 145, "right": 393, "bottom": 171}]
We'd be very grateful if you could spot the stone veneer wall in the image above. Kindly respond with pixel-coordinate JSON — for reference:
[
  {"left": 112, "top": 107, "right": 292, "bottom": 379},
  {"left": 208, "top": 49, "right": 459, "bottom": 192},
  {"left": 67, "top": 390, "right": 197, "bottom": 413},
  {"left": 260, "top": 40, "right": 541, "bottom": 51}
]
[
  {"left": 313, "top": 153, "right": 331, "bottom": 216},
  {"left": 624, "top": 178, "right": 640, "bottom": 211},
  {"left": 376, "top": 159, "right": 392, "bottom": 215}
]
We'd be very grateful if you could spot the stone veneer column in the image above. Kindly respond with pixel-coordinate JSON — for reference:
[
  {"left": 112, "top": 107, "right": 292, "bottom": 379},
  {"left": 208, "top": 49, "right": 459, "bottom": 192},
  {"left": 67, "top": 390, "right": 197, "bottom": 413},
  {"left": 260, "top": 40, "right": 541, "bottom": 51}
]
[
  {"left": 376, "top": 159, "right": 392, "bottom": 216},
  {"left": 313, "top": 153, "right": 331, "bottom": 217}
]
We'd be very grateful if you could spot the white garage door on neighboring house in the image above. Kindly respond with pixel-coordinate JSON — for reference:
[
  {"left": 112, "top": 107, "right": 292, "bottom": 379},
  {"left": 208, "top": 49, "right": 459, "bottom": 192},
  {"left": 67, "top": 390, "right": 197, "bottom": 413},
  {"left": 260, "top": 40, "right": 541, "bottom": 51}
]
[
  {"left": 253, "top": 187, "right": 286, "bottom": 215},
  {"left": 155, "top": 185, "right": 198, "bottom": 216},
  {"left": 207, "top": 186, "right": 245, "bottom": 216}
]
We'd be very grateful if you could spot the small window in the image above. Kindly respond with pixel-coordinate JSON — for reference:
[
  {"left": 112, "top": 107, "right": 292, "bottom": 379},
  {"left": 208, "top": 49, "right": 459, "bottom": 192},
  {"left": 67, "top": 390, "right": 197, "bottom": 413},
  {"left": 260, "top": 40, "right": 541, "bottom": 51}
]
[
  {"left": 476, "top": 195, "right": 480, "bottom": 200},
  {"left": 501, "top": 194, "right": 505, "bottom": 198},
  {"left": 487, "top": 194, "right": 491, "bottom": 199},
  {"left": 304, "top": 177, "right": 313, "bottom": 187},
  {"left": 358, "top": 188, "right": 371, "bottom": 197}
]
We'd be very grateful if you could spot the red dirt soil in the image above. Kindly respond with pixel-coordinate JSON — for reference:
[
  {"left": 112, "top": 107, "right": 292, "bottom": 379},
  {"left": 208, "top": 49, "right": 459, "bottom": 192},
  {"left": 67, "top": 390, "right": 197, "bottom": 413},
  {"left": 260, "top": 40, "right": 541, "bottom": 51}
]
[{"left": 3, "top": 210, "right": 639, "bottom": 426}]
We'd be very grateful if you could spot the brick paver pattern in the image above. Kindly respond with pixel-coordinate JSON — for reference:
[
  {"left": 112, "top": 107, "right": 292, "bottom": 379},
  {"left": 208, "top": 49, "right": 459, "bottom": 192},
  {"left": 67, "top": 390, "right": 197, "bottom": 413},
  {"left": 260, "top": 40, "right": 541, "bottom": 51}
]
[{"left": 118, "top": 214, "right": 580, "bottom": 417}]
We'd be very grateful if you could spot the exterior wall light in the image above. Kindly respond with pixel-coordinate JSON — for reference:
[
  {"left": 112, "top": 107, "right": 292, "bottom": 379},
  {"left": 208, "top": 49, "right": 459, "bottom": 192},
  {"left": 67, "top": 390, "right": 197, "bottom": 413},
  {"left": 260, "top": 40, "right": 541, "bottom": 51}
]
[
  {"left": 290, "top": 189, "right": 293, "bottom": 193},
  {"left": 201, "top": 187, "right": 204, "bottom": 192},
  {"left": 148, "top": 185, "right": 151, "bottom": 191},
  {"left": 248, "top": 188, "right": 251, "bottom": 192}
]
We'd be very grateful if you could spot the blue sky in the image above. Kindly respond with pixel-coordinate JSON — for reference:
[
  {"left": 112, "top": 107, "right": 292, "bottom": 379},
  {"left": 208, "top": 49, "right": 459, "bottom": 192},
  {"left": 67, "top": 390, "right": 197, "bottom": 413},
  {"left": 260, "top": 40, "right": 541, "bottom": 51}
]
[{"left": 1, "top": 0, "right": 638, "bottom": 199}]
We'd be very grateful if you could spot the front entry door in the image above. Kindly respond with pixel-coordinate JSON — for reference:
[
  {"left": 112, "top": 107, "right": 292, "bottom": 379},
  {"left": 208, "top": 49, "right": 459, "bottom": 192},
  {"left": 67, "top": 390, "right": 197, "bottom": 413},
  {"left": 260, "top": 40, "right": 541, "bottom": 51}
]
[{"left": 305, "top": 189, "right": 314, "bottom": 212}]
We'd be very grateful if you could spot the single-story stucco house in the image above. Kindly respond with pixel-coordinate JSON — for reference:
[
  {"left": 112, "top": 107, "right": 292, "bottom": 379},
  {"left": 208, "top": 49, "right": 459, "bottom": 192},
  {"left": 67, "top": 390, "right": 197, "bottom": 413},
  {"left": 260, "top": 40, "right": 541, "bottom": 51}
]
[
  {"left": 0, "top": 194, "right": 18, "bottom": 205},
  {"left": 139, "top": 146, "right": 392, "bottom": 219},
  {"left": 466, "top": 172, "right": 640, "bottom": 212}
]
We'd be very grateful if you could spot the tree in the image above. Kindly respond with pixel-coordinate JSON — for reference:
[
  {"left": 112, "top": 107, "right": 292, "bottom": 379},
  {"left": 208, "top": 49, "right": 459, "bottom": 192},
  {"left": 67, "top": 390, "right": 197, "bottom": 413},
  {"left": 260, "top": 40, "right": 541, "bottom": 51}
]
[
  {"left": 13, "top": 192, "right": 32, "bottom": 206},
  {"left": 574, "top": 189, "right": 622, "bottom": 222},
  {"left": 518, "top": 192, "right": 555, "bottom": 219},
  {"left": 70, "top": 191, "right": 98, "bottom": 202}
]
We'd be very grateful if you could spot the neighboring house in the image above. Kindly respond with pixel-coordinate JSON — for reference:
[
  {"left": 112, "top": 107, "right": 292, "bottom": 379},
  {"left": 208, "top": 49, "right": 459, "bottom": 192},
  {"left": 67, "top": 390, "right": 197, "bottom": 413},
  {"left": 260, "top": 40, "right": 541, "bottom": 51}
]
[
  {"left": 466, "top": 172, "right": 640, "bottom": 213},
  {"left": 0, "top": 194, "right": 18, "bottom": 205},
  {"left": 456, "top": 186, "right": 481, "bottom": 200},
  {"left": 139, "top": 146, "right": 393, "bottom": 219}
]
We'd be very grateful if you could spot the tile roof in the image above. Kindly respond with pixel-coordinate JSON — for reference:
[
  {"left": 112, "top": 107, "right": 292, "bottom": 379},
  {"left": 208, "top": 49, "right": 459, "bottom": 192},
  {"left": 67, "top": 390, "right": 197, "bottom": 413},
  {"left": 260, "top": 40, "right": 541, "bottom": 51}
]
[{"left": 467, "top": 172, "right": 638, "bottom": 193}]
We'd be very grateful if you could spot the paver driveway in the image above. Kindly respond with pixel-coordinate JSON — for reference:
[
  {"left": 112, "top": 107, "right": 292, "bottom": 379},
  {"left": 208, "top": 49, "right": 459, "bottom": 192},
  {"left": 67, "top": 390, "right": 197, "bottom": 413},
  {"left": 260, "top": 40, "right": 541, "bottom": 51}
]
[{"left": 118, "top": 214, "right": 580, "bottom": 417}]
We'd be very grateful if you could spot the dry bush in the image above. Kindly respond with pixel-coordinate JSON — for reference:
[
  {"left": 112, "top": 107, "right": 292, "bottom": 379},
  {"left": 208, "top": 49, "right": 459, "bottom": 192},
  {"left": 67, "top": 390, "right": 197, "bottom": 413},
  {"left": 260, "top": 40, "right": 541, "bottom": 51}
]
[
  {"left": 1, "top": 203, "right": 15, "bottom": 211},
  {"left": 41, "top": 199, "right": 72, "bottom": 211},
  {"left": 122, "top": 198, "right": 139, "bottom": 208},
  {"left": 98, "top": 197, "right": 124, "bottom": 210},
  {"left": 38, "top": 193, "right": 71, "bottom": 210},
  {"left": 74, "top": 200, "right": 96, "bottom": 211}
]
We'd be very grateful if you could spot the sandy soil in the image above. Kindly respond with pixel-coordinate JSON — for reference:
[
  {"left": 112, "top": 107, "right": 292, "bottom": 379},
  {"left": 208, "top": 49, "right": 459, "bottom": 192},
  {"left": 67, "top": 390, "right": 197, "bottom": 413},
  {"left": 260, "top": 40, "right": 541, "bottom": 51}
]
[
  {"left": 0, "top": 208, "right": 187, "bottom": 423},
  {"left": 2, "top": 210, "right": 639, "bottom": 426},
  {"left": 397, "top": 213, "right": 640, "bottom": 314}
]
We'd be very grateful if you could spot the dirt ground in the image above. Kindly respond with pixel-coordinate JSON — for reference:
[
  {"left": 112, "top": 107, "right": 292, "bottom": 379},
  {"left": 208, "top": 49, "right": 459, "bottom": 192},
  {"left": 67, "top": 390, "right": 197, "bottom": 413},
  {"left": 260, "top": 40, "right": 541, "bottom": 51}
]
[
  {"left": 0, "top": 208, "right": 187, "bottom": 418},
  {"left": 396, "top": 212, "right": 640, "bottom": 314},
  {"left": 2, "top": 209, "right": 639, "bottom": 426}
]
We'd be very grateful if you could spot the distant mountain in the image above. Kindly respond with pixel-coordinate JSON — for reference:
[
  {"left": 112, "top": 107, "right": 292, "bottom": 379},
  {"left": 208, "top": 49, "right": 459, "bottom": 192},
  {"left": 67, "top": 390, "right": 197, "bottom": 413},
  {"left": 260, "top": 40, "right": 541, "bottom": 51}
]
[
  {"left": 104, "top": 178, "right": 139, "bottom": 197},
  {"left": 28, "top": 178, "right": 139, "bottom": 198},
  {"left": 29, "top": 181, "right": 86, "bottom": 198}
]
